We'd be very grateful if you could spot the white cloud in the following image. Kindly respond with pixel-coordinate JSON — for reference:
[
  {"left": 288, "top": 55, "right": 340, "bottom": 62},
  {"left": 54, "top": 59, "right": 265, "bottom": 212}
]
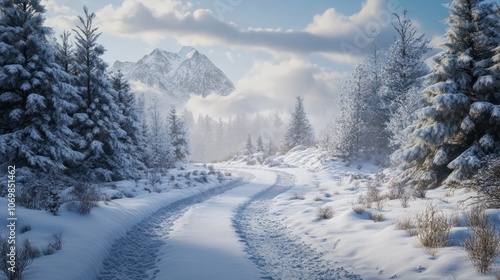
[
  {"left": 67, "top": 0, "right": 408, "bottom": 64},
  {"left": 184, "top": 58, "right": 345, "bottom": 131}
]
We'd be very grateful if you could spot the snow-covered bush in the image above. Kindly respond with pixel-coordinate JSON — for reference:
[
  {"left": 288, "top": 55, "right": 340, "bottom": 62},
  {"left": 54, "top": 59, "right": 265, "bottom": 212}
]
[
  {"left": 66, "top": 184, "right": 100, "bottom": 215},
  {"left": 316, "top": 206, "right": 334, "bottom": 220}
]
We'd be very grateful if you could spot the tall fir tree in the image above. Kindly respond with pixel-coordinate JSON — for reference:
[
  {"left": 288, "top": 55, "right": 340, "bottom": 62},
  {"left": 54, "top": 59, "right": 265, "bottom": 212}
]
[
  {"left": 167, "top": 106, "right": 190, "bottom": 163},
  {"left": 333, "top": 66, "right": 365, "bottom": 161},
  {"left": 110, "top": 70, "right": 146, "bottom": 173},
  {"left": 382, "top": 11, "right": 429, "bottom": 151},
  {"left": 0, "top": 0, "right": 82, "bottom": 174},
  {"left": 256, "top": 134, "right": 265, "bottom": 153},
  {"left": 71, "top": 7, "right": 133, "bottom": 181},
  {"left": 282, "top": 96, "right": 315, "bottom": 152},
  {"left": 146, "top": 97, "right": 173, "bottom": 171},
  {"left": 397, "top": 0, "right": 500, "bottom": 190},
  {"left": 245, "top": 135, "right": 254, "bottom": 155}
]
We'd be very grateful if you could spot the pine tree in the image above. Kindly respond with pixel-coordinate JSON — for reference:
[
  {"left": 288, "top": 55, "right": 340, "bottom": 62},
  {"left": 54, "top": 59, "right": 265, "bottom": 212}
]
[
  {"left": 168, "top": 106, "right": 190, "bottom": 163},
  {"left": 245, "top": 135, "right": 254, "bottom": 155},
  {"left": 146, "top": 97, "right": 172, "bottom": 171},
  {"left": 71, "top": 7, "right": 133, "bottom": 181},
  {"left": 333, "top": 66, "right": 365, "bottom": 161},
  {"left": 397, "top": 0, "right": 500, "bottom": 190},
  {"left": 110, "top": 70, "right": 146, "bottom": 173},
  {"left": 54, "top": 30, "right": 74, "bottom": 74},
  {"left": 256, "top": 134, "right": 265, "bottom": 152},
  {"left": 0, "top": 0, "right": 82, "bottom": 174},
  {"left": 382, "top": 11, "right": 429, "bottom": 150},
  {"left": 282, "top": 97, "right": 315, "bottom": 152}
]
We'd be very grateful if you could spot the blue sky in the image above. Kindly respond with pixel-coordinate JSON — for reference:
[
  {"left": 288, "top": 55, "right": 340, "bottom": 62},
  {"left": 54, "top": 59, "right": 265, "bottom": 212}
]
[{"left": 41, "top": 0, "right": 455, "bottom": 128}]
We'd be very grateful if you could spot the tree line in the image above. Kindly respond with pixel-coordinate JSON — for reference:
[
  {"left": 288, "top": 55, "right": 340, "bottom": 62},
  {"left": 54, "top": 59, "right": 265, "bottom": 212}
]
[{"left": 0, "top": 2, "right": 189, "bottom": 184}]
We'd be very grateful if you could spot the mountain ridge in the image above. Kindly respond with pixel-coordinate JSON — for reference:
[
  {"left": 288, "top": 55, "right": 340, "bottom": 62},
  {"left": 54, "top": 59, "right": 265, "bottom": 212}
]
[{"left": 110, "top": 46, "right": 235, "bottom": 101}]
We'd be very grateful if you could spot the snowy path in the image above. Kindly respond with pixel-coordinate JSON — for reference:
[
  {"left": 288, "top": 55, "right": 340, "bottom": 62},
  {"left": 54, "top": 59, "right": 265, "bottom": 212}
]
[
  {"left": 153, "top": 169, "right": 276, "bottom": 279},
  {"left": 97, "top": 175, "right": 252, "bottom": 280},
  {"left": 98, "top": 168, "right": 360, "bottom": 280},
  {"left": 233, "top": 169, "right": 361, "bottom": 280}
]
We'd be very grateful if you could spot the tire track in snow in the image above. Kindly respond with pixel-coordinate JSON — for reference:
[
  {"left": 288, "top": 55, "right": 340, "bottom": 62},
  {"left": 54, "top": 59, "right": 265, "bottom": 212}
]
[
  {"left": 233, "top": 170, "right": 361, "bottom": 280},
  {"left": 97, "top": 174, "right": 253, "bottom": 280}
]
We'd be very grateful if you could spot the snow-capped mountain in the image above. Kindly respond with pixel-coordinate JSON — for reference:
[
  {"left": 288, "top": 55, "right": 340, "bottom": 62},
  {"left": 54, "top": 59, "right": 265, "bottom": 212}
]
[{"left": 110, "top": 46, "right": 234, "bottom": 100}]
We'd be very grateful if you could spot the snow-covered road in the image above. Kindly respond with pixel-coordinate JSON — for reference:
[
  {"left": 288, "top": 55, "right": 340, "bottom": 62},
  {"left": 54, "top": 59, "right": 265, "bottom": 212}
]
[
  {"left": 98, "top": 168, "right": 359, "bottom": 280},
  {"left": 154, "top": 169, "right": 275, "bottom": 279}
]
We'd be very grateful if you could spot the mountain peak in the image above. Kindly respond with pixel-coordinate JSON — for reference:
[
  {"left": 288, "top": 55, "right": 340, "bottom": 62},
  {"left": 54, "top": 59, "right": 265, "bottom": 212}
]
[
  {"left": 177, "top": 46, "right": 197, "bottom": 59},
  {"left": 110, "top": 46, "right": 234, "bottom": 100}
]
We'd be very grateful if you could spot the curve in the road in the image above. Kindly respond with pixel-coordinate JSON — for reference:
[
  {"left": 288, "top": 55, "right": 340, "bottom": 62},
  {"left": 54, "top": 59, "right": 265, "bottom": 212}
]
[
  {"left": 233, "top": 170, "right": 362, "bottom": 280},
  {"left": 97, "top": 175, "right": 252, "bottom": 280}
]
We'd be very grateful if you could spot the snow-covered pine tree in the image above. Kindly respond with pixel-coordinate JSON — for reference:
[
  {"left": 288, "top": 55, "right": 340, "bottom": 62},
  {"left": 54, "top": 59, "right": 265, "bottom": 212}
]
[
  {"left": 282, "top": 97, "right": 315, "bottom": 152},
  {"left": 71, "top": 7, "right": 134, "bottom": 181},
  {"left": 167, "top": 106, "right": 190, "bottom": 163},
  {"left": 397, "top": 0, "right": 500, "bottom": 190},
  {"left": 333, "top": 66, "right": 365, "bottom": 161},
  {"left": 245, "top": 135, "right": 254, "bottom": 155},
  {"left": 110, "top": 70, "right": 146, "bottom": 173},
  {"left": 54, "top": 30, "right": 74, "bottom": 74},
  {"left": 146, "top": 97, "right": 173, "bottom": 171},
  {"left": 0, "top": 0, "right": 83, "bottom": 174},
  {"left": 382, "top": 11, "right": 429, "bottom": 151},
  {"left": 360, "top": 40, "right": 388, "bottom": 154},
  {"left": 256, "top": 134, "right": 265, "bottom": 153}
]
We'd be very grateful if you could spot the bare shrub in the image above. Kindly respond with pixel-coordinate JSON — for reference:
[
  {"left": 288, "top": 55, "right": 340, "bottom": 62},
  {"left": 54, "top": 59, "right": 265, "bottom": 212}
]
[
  {"left": 415, "top": 203, "right": 451, "bottom": 250},
  {"left": 48, "top": 233, "right": 63, "bottom": 251},
  {"left": 0, "top": 237, "right": 37, "bottom": 280},
  {"left": 369, "top": 211, "right": 384, "bottom": 222},
  {"left": 400, "top": 193, "right": 410, "bottom": 208},
  {"left": 66, "top": 183, "right": 100, "bottom": 215},
  {"left": 316, "top": 206, "right": 334, "bottom": 220},
  {"left": 450, "top": 211, "right": 462, "bottom": 227},
  {"left": 466, "top": 206, "right": 485, "bottom": 228},
  {"left": 314, "top": 195, "right": 322, "bottom": 202},
  {"left": 463, "top": 207, "right": 500, "bottom": 273},
  {"left": 395, "top": 216, "right": 417, "bottom": 236},
  {"left": 352, "top": 204, "right": 365, "bottom": 214},
  {"left": 290, "top": 193, "right": 305, "bottom": 200}
]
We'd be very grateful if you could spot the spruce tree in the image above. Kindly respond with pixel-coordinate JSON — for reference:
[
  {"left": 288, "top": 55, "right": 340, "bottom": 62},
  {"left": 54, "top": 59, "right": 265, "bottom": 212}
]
[
  {"left": 256, "top": 134, "right": 265, "bottom": 152},
  {"left": 245, "top": 135, "right": 254, "bottom": 155},
  {"left": 0, "top": 0, "right": 82, "bottom": 174},
  {"left": 146, "top": 97, "right": 172, "bottom": 171},
  {"left": 282, "top": 97, "right": 315, "bottom": 152},
  {"left": 167, "top": 106, "right": 190, "bottom": 163},
  {"left": 397, "top": 0, "right": 499, "bottom": 190},
  {"left": 71, "top": 7, "right": 133, "bottom": 181},
  {"left": 382, "top": 11, "right": 429, "bottom": 151},
  {"left": 110, "top": 70, "right": 146, "bottom": 173}
]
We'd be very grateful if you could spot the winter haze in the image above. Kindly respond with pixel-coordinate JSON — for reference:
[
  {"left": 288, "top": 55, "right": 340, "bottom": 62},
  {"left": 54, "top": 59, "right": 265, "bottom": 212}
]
[
  {"left": 41, "top": 0, "right": 451, "bottom": 130},
  {"left": 1, "top": 0, "right": 499, "bottom": 280}
]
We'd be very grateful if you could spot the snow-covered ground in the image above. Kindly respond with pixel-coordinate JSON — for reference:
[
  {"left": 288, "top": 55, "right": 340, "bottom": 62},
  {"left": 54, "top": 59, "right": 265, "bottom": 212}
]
[{"left": 1, "top": 148, "right": 499, "bottom": 279}]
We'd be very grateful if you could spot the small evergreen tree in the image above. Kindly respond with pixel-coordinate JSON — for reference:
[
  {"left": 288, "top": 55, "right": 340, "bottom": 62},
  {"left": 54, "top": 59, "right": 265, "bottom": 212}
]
[
  {"left": 282, "top": 97, "right": 315, "bottom": 152},
  {"left": 146, "top": 97, "right": 173, "bottom": 171},
  {"left": 245, "top": 135, "right": 254, "bottom": 155},
  {"left": 256, "top": 134, "right": 265, "bottom": 152},
  {"left": 0, "top": 0, "right": 83, "bottom": 174},
  {"left": 168, "top": 106, "right": 190, "bottom": 163}
]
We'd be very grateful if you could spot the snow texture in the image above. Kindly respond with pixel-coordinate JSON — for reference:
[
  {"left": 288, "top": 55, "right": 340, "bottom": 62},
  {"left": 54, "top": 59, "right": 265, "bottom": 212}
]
[{"left": 233, "top": 170, "right": 361, "bottom": 280}]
